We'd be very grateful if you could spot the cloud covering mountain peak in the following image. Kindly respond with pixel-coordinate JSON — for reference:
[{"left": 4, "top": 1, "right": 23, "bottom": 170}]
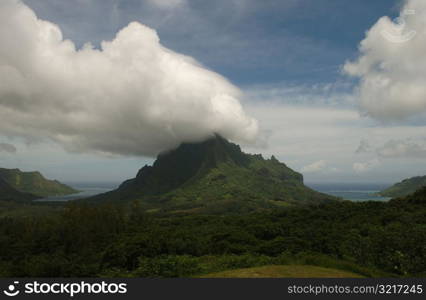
[{"left": 0, "top": 0, "right": 258, "bottom": 157}]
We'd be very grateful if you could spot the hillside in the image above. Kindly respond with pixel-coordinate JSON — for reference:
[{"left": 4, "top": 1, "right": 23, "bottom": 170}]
[
  {"left": 0, "top": 168, "right": 78, "bottom": 197},
  {"left": 3, "top": 198, "right": 423, "bottom": 277},
  {"left": 88, "top": 134, "right": 337, "bottom": 212},
  {"left": 0, "top": 177, "right": 39, "bottom": 202},
  {"left": 390, "top": 186, "right": 426, "bottom": 205},
  {"left": 380, "top": 175, "right": 426, "bottom": 197}
]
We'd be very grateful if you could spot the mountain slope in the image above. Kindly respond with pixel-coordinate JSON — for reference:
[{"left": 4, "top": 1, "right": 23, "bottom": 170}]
[
  {"left": 0, "top": 177, "right": 39, "bottom": 202},
  {"left": 89, "top": 135, "right": 337, "bottom": 212},
  {"left": 0, "top": 168, "right": 78, "bottom": 197},
  {"left": 390, "top": 186, "right": 426, "bottom": 205},
  {"left": 380, "top": 175, "right": 426, "bottom": 197}
]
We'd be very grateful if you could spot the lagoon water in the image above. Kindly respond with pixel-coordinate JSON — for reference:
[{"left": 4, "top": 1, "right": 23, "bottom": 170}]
[
  {"left": 35, "top": 182, "right": 118, "bottom": 202},
  {"left": 307, "top": 183, "right": 392, "bottom": 202},
  {"left": 35, "top": 182, "right": 392, "bottom": 202}
]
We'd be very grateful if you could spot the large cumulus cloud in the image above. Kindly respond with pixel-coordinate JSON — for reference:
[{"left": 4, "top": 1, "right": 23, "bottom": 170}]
[
  {"left": 0, "top": 0, "right": 258, "bottom": 157},
  {"left": 344, "top": 0, "right": 426, "bottom": 121}
]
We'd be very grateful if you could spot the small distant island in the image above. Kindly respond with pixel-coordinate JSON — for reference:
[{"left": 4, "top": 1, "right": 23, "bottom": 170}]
[{"left": 379, "top": 175, "right": 426, "bottom": 198}]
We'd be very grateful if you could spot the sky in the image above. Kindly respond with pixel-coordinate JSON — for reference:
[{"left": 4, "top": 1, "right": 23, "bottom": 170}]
[{"left": 1, "top": 0, "right": 426, "bottom": 185}]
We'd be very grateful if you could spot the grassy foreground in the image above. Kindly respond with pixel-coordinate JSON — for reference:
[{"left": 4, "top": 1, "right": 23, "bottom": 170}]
[{"left": 199, "top": 265, "right": 364, "bottom": 278}]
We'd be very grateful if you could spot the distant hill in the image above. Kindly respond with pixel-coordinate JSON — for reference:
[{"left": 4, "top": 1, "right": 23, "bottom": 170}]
[
  {"left": 0, "top": 168, "right": 78, "bottom": 197},
  {"left": 88, "top": 134, "right": 337, "bottom": 213},
  {"left": 390, "top": 186, "right": 426, "bottom": 205},
  {"left": 0, "top": 177, "right": 39, "bottom": 202},
  {"left": 379, "top": 175, "right": 426, "bottom": 197}
]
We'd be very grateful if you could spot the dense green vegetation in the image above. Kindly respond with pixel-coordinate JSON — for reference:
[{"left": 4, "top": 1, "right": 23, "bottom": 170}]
[
  {"left": 0, "top": 189, "right": 425, "bottom": 278},
  {"left": 1, "top": 139, "right": 424, "bottom": 278},
  {"left": 0, "top": 177, "right": 38, "bottom": 203},
  {"left": 0, "top": 168, "right": 78, "bottom": 197},
  {"left": 88, "top": 135, "right": 336, "bottom": 212},
  {"left": 392, "top": 186, "right": 426, "bottom": 205},
  {"left": 380, "top": 175, "right": 426, "bottom": 197}
]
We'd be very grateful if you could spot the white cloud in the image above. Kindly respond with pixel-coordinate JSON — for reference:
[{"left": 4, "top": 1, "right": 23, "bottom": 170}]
[
  {"left": 243, "top": 95, "right": 361, "bottom": 158},
  {"left": 0, "top": 143, "right": 17, "bottom": 154},
  {"left": 241, "top": 83, "right": 426, "bottom": 182},
  {"left": 0, "top": 0, "right": 258, "bottom": 157},
  {"left": 301, "top": 160, "right": 327, "bottom": 173},
  {"left": 353, "top": 159, "right": 380, "bottom": 173},
  {"left": 344, "top": 0, "right": 426, "bottom": 121},
  {"left": 377, "top": 138, "right": 426, "bottom": 158}
]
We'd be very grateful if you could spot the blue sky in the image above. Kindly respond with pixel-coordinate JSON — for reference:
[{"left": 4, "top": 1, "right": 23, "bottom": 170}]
[
  {"left": 1, "top": 0, "right": 426, "bottom": 186},
  {"left": 22, "top": 0, "right": 399, "bottom": 85}
]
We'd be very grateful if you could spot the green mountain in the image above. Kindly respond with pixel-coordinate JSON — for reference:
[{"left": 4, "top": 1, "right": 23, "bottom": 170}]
[
  {"left": 379, "top": 175, "right": 426, "bottom": 197},
  {"left": 89, "top": 134, "right": 337, "bottom": 213},
  {"left": 0, "top": 177, "right": 39, "bottom": 202},
  {"left": 0, "top": 168, "right": 78, "bottom": 197}
]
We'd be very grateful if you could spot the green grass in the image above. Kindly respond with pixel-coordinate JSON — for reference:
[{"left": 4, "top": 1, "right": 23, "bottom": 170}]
[
  {"left": 125, "top": 252, "right": 388, "bottom": 278},
  {"left": 198, "top": 265, "right": 365, "bottom": 278}
]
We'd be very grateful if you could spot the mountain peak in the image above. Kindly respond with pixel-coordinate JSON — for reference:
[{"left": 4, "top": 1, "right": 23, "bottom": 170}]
[
  {"left": 128, "top": 135, "right": 249, "bottom": 195},
  {"left": 90, "top": 135, "right": 337, "bottom": 212},
  {"left": 156, "top": 134, "right": 249, "bottom": 167}
]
